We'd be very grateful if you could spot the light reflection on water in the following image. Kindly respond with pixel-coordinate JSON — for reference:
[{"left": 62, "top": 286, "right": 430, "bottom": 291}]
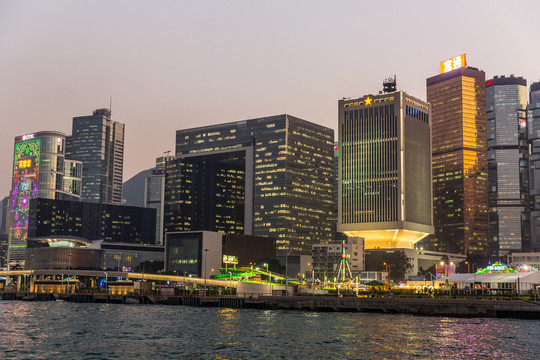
[{"left": 0, "top": 301, "right": 538, "bottom": 359}]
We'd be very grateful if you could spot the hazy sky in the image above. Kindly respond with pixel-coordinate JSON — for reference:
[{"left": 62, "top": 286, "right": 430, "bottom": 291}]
[{"left": 1, "top": 1, "right": 539, "bottom": 196}]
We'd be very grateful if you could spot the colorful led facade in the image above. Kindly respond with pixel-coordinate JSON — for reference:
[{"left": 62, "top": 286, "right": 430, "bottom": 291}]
[
  {"left": 427, "top": 64, "right": 489, "bottom": 255},
  {"left": 9, "top": 138, "right": 41, "bottom": 253},
  {"left": 8, "top": 131, "right": 81, "bottom": 267},
  {"left": 337, "top": 91, "right": 433, "bottom": 249}
]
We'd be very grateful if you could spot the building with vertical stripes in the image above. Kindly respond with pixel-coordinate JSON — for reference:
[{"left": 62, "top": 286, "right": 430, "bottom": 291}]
[
  {"left": 486, "top": 75, "right": 529, "bottom": 257},
  {"left": 427, "top": 60, "right": 488, "bottom": 256},
  {"left": 337, "top": 90, "right": 433, "bottom": 249}
]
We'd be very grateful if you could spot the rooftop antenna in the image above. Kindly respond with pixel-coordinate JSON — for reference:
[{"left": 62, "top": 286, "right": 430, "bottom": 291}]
[{"left": 383, "top": 75, "right": 397, "bottom": 93}]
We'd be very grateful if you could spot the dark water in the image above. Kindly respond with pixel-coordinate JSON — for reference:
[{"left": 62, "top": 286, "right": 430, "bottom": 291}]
[{"left": 0, "top": 301, "right": 539, "bottom": 359}]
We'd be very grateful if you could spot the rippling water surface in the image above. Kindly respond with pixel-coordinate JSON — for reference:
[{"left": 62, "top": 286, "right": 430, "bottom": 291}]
[{"left": 0, "top": 301, "right": 539, "bottom": 359}]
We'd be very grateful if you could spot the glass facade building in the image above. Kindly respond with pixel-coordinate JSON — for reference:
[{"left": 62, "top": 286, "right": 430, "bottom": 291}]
[
  {"left": 486, "top": 76, "right": 529, "bottom": 256},
  {"left": 337, "top": 91, "right": 433, "bottom": 249},
  {"left": 175, "top": 115, "right": 334, "bottom": 255},
  {"left": 528, "top": 81, "right": 540, "bottom": 251},
  {"left": 427, "top": 67, "right": 489, "bottom": 255},
  {"left": 67, "top": 108, "right": 124, "bottom": 204},
  {"left": 164, "top": 149, "right": 249, "bottom": 237},
  {"left": 8, "top": 131, "right": 79, "bottom": 266},
  {"left": 63, "top": 159, "right": 83, "bottom": 199},
  {"left": 145, "top": 169, "right": 166, "bottom": 245}
]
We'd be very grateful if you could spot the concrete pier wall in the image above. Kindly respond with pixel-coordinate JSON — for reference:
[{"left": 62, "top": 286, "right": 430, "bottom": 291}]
[{"left": 2, "top": 292, "right": 539, "bottom": 319}]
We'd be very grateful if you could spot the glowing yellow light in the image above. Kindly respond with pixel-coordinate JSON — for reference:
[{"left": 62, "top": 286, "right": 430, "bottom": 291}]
[
  {"left": 364, "top": 96, "right": 372, "bottom": 105},
  {"left": 440, "top": 54, "right": 466, "bottom": 74}
]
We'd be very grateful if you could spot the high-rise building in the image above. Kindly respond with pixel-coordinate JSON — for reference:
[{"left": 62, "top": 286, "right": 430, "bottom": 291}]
[
  {"left": 528, "top": 81, "right": 540, "bottom": 251},
  {"left": 67, "top": 108, "right": 124, "bottom": 204},
  {"left": 337, "top": 89, "right": 433, "bottom": 249},
  {"left": 164, "top": 149, "right": 249, "bottom": 237},
  {"left": 63, "top": 159, "right": 83, "bottom": 200},
  {"left": 486, "top": 75, "right": 529, "bottom": 256},
  {"left": 174, "top": 115, "right": 334, "bottom": 255},
  {"left": 427, "top": 54, "right": 488, "bottom": 255},
  {"left": 144, "top": 157, "right": 171, "bottom": 245},
  {"left": 7, "top": 131, "right": 79, "bottom": 266}
]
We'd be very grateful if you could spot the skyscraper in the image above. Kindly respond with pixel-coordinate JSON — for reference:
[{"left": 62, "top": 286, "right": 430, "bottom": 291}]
[
  {"left": 527, "top": 81, "right": 540, "bottom": 251},
  {"left": 174, "top": 114, "right": 334, "bottom": 255},
  {"left": 8, "top": 131, "right": 76, "bottom": 266},
  {"left": 427, "top": 54, "right": 489, "bottom": 255},
  {"left": 67, "top": 108, "right": 124, "bottom": 204},
  {"left": 486, "top": 75, "right": 529, "bottom": 256},
  {"left": 337, "top": 88, "right": 433, "bottom": 249},
  {"left": 164, "top": 149, "right": 249, "bottom": 237}
]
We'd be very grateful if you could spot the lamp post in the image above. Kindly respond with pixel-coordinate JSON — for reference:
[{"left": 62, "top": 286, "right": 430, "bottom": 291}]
[
  {"left": 229, "top": 271, "right": 232, "bottom": 296},
  {"left": 284, "top": 245, "right": 289, "bottom": 296},
  {"left": 465, "top": 261, "right": 470, "bottom": 273},
  {"left": 68, "top": 252, "right": 72, "bottom": 293},
  {"left": 264, "top": 263, "right": 269, "bottom": 283},
  {"left": 203, "top": 248, "right": 209, "bottom": 297},
  {"left": 117, "top": 252, "right": 121, "bottom": 272},
  {"left": 184, "top": 271, "right": 187, "bottom": 296}
]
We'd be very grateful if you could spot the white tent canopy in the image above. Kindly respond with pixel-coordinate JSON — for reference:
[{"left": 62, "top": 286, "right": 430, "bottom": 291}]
[{"left": 437, "top": 272, "right": 540, "bottom": 291}]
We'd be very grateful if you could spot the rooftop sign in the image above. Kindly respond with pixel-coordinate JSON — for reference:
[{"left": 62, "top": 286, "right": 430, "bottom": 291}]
[{"left": 440, "top": 54, "right": 466, "bottom": 74}]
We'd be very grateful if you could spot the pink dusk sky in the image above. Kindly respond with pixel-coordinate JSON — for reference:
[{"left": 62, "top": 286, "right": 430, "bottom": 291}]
[{"left": 1, "top": 1, "right": 539, "bottom": 195}]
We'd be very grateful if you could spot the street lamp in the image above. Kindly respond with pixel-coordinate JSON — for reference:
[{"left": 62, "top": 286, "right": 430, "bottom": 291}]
[
  {"left": 383, "top": 262, "right": 388, "bottom": 273},
  {"left": 184, "top": 271, "right": 187, "bottom": 296},
  {"left": 117, "top": 252, "right": 121, "bottom": 272},
  {"left": 203, "top": 248, "right": 209, "bottom": 297},
  {"left": 68, "top": 252, "right": 72, "bottom": 294},
  {"left": 229, "top": 271, "right": 232, "bottom": 296},
  {"left": 264, "top": 263, "right": 269, "bottom": 283},
  {"left": 284, "top": 244, "right": 289, "bottom": 295}
]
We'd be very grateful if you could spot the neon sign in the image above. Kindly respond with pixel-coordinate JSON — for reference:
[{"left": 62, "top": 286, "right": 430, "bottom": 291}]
[
  {"left": 364, "top": 96, "right": 373, "bottom": 105},
  {"left": 223, "top": 255, "right": 238, "bottom": 265},
  {"left": 476, "top": 262, "right": 517, "bottom": 274},
  {"left": 22, "top": 133, "right": 35, "bottom": 141},
  {"left": 440, "top": 54, "right": 466, "bottom": 74},
  {"left": 486, "top": 80, "right": 494, "bottom": 87},
  {"left": 9, "top": 139, "right": 41, "bottom": 249}
]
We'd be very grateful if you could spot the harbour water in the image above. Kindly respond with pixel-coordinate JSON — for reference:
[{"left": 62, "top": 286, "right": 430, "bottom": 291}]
[{"left": 1, "top": 301, "right": 539, "bottom": 359}]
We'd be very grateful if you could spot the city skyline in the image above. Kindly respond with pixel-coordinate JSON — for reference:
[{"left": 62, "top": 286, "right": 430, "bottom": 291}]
[{"left": 2, "top": 1, "right": 540, "bottom": 195}]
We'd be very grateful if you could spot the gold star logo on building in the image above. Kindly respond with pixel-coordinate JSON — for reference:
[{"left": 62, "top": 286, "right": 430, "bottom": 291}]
[{"left": 364, "top": 96, "right": 372, "bottom": 105}]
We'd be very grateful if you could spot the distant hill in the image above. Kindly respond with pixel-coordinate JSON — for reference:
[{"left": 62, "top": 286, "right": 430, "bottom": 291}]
[{"left": 123, "top": 168, "right": 153, "bottom": 207}]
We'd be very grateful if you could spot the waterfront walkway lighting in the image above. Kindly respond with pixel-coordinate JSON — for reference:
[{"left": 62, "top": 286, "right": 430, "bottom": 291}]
[{"left": 203, "top": 248, "right": 209, "bottom": 296}]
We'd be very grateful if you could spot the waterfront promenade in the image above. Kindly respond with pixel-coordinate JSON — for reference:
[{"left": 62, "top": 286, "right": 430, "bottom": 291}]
[{"left": 2, "top": 291, "right": 539, "bottom": 320}]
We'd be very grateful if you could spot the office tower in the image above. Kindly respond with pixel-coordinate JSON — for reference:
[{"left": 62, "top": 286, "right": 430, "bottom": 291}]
[
  {"left": 427, "top": 54, "right": 488, "bottom": 255},
  {"left": 67, "top": 108, "right": 124, "bottom": 204},
  {"left": 174, "top": 115, "right": 334, "bottom": 255},
  {"left": 528, "top": 81, "right": 540, "bottom": 251},
  {"left": 0, "top": 196, "right": 9, "bottom": 236},
  {"left": 7, "top": 131, "right": 76, "bottom": 266},
  {"left": 164, "top": 149, "right": 250, "bottom": 237},
  {"left": 337, "top": 89, "right": 434, "bottom": 249},
  {"left": 63, "top": 160, "right": 83, "bottom": 200},
  {"left": 333, "top": 143, "right": 347, "bottom": 242},
  {"left": 145, "top": 156, "right": 171, "bottom": 245},
  {"left": 486, "top": 75, "right": 529, "bottom": 256}
]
